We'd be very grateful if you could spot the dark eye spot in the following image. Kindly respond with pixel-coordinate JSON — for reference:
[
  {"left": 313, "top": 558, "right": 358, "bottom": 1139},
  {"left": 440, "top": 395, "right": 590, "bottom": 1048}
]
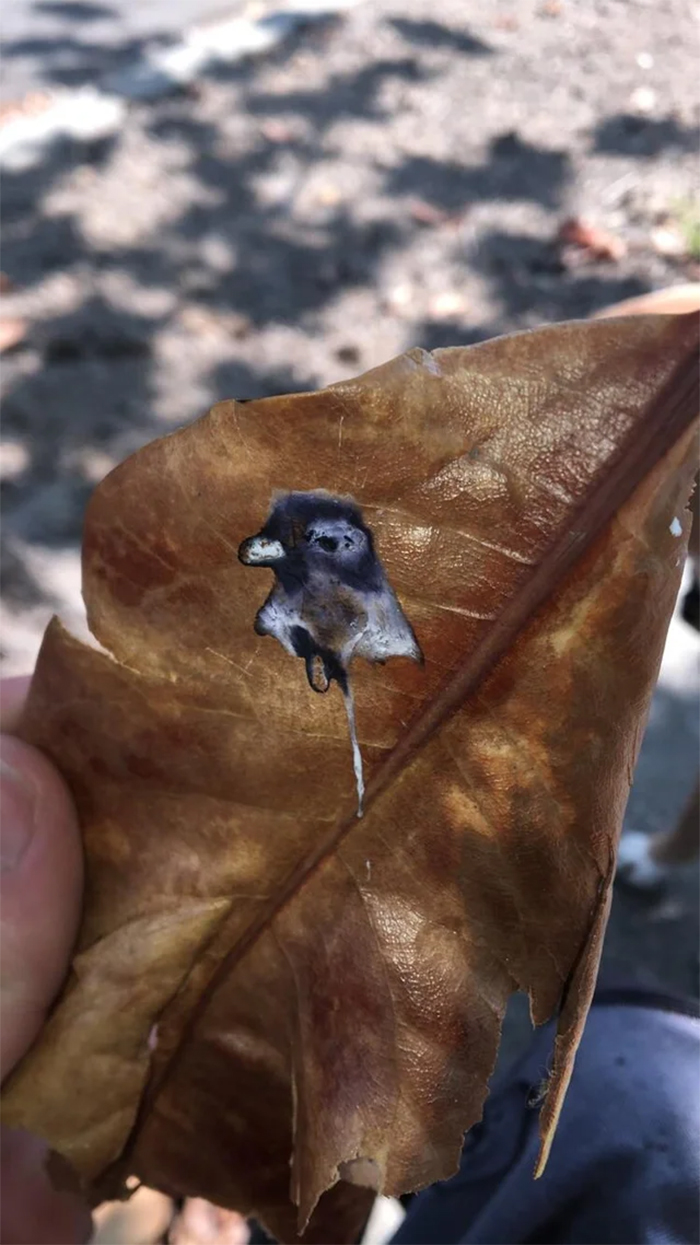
[
  {"left": 306, "top": 528, "right": 339, "bottom": 553},
  {"left": 318, "top": 536, "right": 338, "bottom": 553}
]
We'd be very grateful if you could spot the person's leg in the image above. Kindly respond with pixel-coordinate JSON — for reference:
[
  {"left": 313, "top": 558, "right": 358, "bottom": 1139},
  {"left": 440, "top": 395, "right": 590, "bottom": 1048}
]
[{"left": 393, "top": 990, "right": 700, "bottom": 1245}]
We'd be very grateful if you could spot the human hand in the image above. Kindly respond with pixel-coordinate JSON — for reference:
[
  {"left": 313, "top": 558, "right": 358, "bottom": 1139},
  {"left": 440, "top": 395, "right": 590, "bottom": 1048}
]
[{"left": 1, "top": 676, "right": 91, "bottom": 1245}]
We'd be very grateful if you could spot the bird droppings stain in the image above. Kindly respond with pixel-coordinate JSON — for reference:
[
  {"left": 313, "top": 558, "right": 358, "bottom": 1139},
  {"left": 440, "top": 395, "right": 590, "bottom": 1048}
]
[
  {"left": 239, "top": 490, "right": 423, "bottom": 815},
  {"left": 344, "top": 679, "right": 365, "bottom": 816},
  {"left": 670, "top": 516, "right": 682, "bottom": 537}
]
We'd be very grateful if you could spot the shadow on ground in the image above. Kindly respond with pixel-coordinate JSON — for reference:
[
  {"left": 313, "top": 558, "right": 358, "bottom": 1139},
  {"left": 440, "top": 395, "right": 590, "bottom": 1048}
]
[
  {"left": 5, "top": 11, "right": 685, "bottom": 605},
  {"left": 2, "top": 0, "right": 181, "bottom": 94},
  {"left": 2, "top": 2, "right": 698, "bottom": 800}
]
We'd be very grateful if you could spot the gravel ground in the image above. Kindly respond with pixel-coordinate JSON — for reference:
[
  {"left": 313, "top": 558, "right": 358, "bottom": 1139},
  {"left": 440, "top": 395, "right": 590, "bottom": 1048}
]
[
  {"left": 1, "top": 0, "right": 698, "bottom": 1011},
  {"left": 1, "top": 0, "right": 240, "bottom": 102}
]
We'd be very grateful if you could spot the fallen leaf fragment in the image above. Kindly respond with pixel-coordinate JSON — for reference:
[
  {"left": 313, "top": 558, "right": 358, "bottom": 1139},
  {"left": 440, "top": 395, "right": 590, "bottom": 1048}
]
[
  {"left": 408, "top": 198, "right": 464, "bottom": 227},
  {"left": 408, "top": 197, "right": 449, "bottom": 226},
  {"left": 557, "top": 215, "right": 627, "bottom": 261},
  {"left": 2, "top": 315, "right": 698, "bottom": 1244}
]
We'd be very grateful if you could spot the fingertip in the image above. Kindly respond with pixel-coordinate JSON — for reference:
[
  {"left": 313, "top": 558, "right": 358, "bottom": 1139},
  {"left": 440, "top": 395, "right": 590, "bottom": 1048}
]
[
  {"left": 1, "top": 735, "right": 83, "bottom": 1080},
  {"left": 0, "top": 676, "right": 33, "bottom": 735},
  {"left": 0, "top": 1127, "right": 92, "bottom": 1245}
]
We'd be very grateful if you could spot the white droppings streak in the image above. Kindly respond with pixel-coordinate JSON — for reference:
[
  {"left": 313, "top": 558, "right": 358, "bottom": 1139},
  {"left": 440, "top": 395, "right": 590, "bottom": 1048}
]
[
  {"left": 342, "top": 679, "right": 365, "bottom": 817},
  {"left": 670, "top": 517, "right": 682, "bottom": 537}
]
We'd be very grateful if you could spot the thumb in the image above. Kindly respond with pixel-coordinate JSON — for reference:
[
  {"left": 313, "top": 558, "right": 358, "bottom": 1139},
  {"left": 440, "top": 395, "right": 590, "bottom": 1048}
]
[{"left": 1, "top": 734, "right": 83, "bottom": 1080}]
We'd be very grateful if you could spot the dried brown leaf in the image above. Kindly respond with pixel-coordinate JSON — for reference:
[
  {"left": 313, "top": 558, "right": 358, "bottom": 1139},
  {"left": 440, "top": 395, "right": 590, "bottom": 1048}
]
[{"left": 2, "top": 315, "right": 699, "bottom": 1243}]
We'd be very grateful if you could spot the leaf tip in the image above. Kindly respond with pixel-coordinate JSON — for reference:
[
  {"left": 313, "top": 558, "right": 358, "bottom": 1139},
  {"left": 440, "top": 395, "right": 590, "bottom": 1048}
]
[
  {"left": 533, "top": 1122, "right": 556, "bottom": 1180},
  {"left": 534, "top": 1060, "right": 572, "bottom": 1179}
]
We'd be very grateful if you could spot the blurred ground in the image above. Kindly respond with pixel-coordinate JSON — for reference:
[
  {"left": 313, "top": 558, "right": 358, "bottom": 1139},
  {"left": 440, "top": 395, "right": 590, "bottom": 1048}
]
[
  {"left": 0, "top": 0, "right": 698, "bottom": 1199},
  {"left": 2, "top": 0, "right": 699, "bottom": 661},
  {"left": 1, "top": 0, "right": 243, "bottom": 102}
]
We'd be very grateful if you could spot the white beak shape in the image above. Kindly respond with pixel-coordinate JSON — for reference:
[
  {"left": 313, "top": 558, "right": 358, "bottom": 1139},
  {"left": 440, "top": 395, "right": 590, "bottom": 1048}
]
[{"left": 238, "top": 535, "right": 286, "bottom": 566}]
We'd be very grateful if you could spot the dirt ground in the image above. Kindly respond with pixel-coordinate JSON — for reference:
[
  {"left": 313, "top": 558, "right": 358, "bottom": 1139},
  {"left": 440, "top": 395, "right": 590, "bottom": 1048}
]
[{"left": 1, "top": 0, "right": 698, "bottom": 1024}]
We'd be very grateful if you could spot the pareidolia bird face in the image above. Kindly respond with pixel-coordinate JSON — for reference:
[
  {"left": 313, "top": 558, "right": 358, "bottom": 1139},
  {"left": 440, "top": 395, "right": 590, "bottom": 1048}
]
[
  {"left": 239, "top": 490, "right": 422, "bottom": 818},
  {"left": 238, "top": 490, "right": 422, "bottom": 694},
  {"left": 238, "top": 492, "right": 381, "bottom": 593}
]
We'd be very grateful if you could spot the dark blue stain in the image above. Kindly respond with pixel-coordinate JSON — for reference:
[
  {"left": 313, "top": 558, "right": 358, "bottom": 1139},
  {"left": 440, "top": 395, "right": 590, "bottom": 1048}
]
[{"left": 239, "top": 490, "right": 422, "bottom": 695}]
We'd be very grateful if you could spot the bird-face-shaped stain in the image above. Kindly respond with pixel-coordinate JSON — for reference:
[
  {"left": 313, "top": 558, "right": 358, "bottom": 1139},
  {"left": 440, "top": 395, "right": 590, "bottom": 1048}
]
[
  {"left": 239, "top": 491, "right": 422, "bottom": 692},
  {"left": 239, "top": 491, "right": 423, "bottom": 814}
]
